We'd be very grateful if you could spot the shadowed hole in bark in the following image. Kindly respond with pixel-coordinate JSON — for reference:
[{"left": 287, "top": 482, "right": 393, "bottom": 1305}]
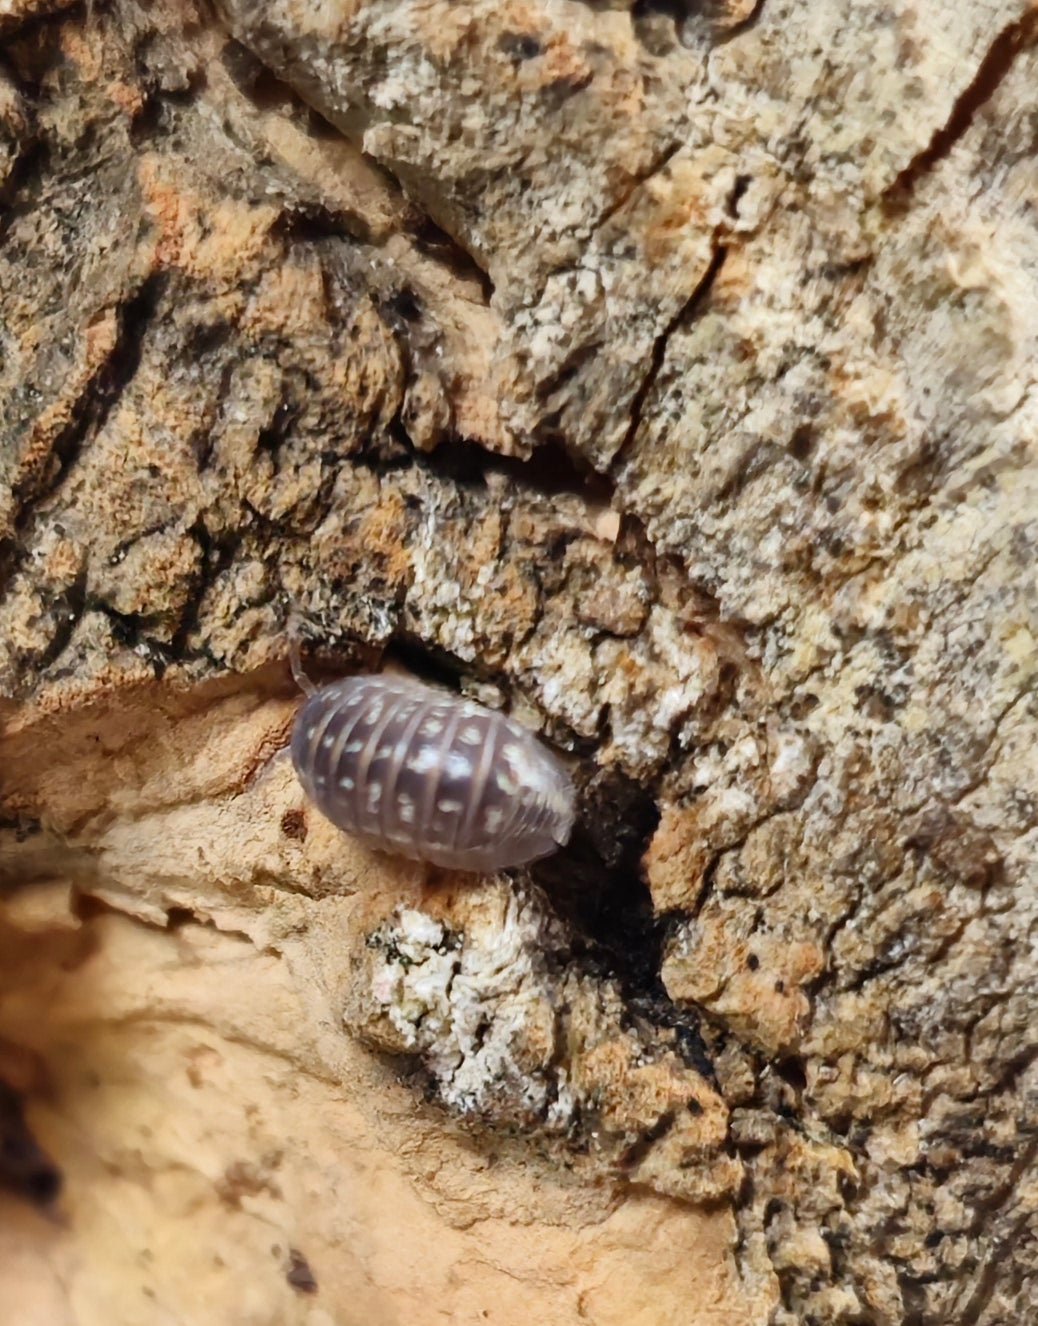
[
  {"left": 285, "top": 1248, "right": 318, "bottom": 1295},
  {"left": 0, "top": 814, "right": 41, "bottom": 844},
  {"left": 385, "top": 286, "right": 423, "bottom": 324},
  {"left": 632, "top": 0, "right": 767, "bottom": 49},
  {"left": 280, "top": 808, "right": 307, "bottom": 841},
  {"left": 727, "top": 173, "right": 751, "bottom": 218},
  {"left": 618, "top": 1107, "right": 677, "bottom": 1171},
  {"left": 17, "top": 569, "right": 88, "bottom": 681},
  {"left": 773, "top": 1056, "right": 807, "bottom": 1095},
  {"left": 272, "top": 205, "right": 372, "bottom": 245},
  {"left": 405, "top": 214, "right": 495, "bottom": 302},
  {"left": 632, "top": 0, "right": 693, "bottom": 24},
  {"left": 0, "top": 11, "right": 67, "bottom": 89},
  {"left": 383, "top": 635, "right": 479, "bottom": 693},
  {"left": 0, "top": 1080, "right": 62, "bottom": 1208},
  {"left": 788, "top": 423, "right": 816, "bottom": 462},
  {"left": 387, "top": 425, "right": 616, "bottom": 510},
  {"left": 530, "top": 768, "right": 664, "bottom": 999},
  {"left": 497, "top": 32, "right": 542, "bottom": 62},
  {"left": 0, "top": 138, "right": 48, "bottom": 246},
  {"left": 220, "top": 40, "right": 298, "bottom": 114}
]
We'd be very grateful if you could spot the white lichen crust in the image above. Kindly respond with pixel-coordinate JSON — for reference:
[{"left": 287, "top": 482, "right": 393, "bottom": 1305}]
[{"left": 351, "top": 883, "right": 739, "bottom": 1205}]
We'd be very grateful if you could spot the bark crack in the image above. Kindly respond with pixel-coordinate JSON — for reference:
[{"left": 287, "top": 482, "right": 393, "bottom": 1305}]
[
  {"left": 956, "top": 1125, "right": 1038, "bottom": 1325},
  {"left": 0, "top": 274, "right": 164, "bottom": 581},
  {"left": 612, "top": 241, "right": 728, "bottom": 474},
  {"left": 589, "top": 139, "right": 683, "bottom": 235},
  {"left": 884, "top": 5, "right": 1038, "bottom": 211}
]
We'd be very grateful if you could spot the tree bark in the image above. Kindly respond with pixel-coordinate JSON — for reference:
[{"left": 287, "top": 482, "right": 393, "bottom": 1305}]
[{"left": 1, "top": 1, "right": 1036, "bottom": 1323}]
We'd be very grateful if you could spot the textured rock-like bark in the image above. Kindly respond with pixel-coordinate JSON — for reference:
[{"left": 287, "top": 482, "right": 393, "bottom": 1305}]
[{"left": 1, "top": 1, "right": 1036, "bottom": 1324}]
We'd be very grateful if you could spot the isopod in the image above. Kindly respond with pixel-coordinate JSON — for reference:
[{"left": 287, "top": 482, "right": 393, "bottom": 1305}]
[{"left": 290, "top": 674, "right": 576, "bottom": 871}]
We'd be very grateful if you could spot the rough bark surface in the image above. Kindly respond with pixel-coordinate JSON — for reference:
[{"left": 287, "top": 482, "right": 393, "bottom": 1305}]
[{"left": 0, "top": 1, "right": 1036, "bottom": 1324}]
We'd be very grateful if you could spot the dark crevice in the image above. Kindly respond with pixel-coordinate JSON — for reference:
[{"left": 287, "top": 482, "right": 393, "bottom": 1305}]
[
  {"left": 253, "top": 395, "right": 300, "bottom": 462},
  {"left": 631, "top": 0, "right": 766, "bottom": 48},
  {"left": 952, "top": 1132, "right": 1038, "bottom": 1326},
  {"left": 635, "top": 987, "right": 720, "bottom": 1087},
  {"left": 612, "top": 243, "right": 727, "bottom": 473},
  {"left": 218, "top": 42, "right": 378, "bottom": 245},
  {"left": 726, "top": 172, "right": 752, "bottom": 219},
  {"left": 387, "top": 420, "right": 616, "bottom": 511},
  {"left": 883, "top": 7, "right": 1038, "bottom": 212},
  {"left": 406, "top": 214, "right": 495, "bottom": 303},
  {"left": 219, "top": 38, "right": 300, "bottom": 116},
  {"left": 530, "top": 767, "right": 663, "bottom": 1004},
  {"left": 534, "top": 340, "right": 605, "bottom": 405},
  {"left": 272, "top": 203, "right": 372, "bottom": 247},
  {"left": 25, "top": 568, "right": 88, "bottom": 675},
  {"left": 285, "top": 1248, "right": 318, "bottom": 1296},
  {"left": 87, "top": 600, "right": 177, "bottom": 676},
  {"left": 219, "top": 36, "right": 494, "bottom": 302},
  {"left": 0, "top": 814, "right": 41, "bottom": 843},
  {"left": 375, "top": 284, "right": 433, "bottom": 352},
  {"left": 166, "top": 519, "right": 242, "bottom": 661},
  {"left": 0, "top": 0, "right": 82, "bottom": 64},
  {"left": 496, "top": 31, "right": 543, "bottom": 63},
  {"left": 0, "top": 272, "right": 165, "bottom": 584},
  {"left": 0, "top": 1079, "right": 62, "bottom": 1208},
  {"left": 631, "top": 0, "right": 691, "bottom": 27},
  {"left": 591, "top": 140, "right": 683, "bottom": 234},
  {"left": 618, "top": 1107, "right": 677, "bottom": 1170},
  {"left": 385, "top": 285, "right": 423, "bottom": 324},
  {"left": 164, "top": 905, "right": 198, "bottom": 930},
  {"left": 712, "top": 0, "right": 767, "bottom": 46},
  {"left": 0, "top": 136, "right": 47, "bottom": 248},
  {"left": 381, "top": 635, "right": 480, "bottom": 694}
]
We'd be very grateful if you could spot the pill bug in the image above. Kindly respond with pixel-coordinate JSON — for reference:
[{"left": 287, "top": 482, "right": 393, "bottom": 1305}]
[{"left": 290, "top": 674, "right": 576, "bottom": 871}]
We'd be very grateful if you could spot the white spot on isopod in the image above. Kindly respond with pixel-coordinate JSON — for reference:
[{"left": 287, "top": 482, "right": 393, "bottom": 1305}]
[
  {"left": 446, "top": 752, "right": 473, "bottom": 780},
  {"left": 407, "top": 745, "right": 440, "bottom": 775}
]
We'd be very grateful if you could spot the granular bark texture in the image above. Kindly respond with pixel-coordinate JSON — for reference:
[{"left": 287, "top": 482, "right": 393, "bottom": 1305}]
[{"left": 0, "top": 2, "right": 1035, "bottom": 1324}]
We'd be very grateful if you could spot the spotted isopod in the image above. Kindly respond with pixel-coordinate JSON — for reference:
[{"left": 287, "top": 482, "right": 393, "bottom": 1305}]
[{"left": 290, "top": 674, "right": 576, "bottom": 871}]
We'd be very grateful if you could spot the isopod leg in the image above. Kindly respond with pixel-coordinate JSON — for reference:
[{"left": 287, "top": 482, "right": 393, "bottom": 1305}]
[{"left": 286, "top": 615, "right": 317, "bottom": 697}]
